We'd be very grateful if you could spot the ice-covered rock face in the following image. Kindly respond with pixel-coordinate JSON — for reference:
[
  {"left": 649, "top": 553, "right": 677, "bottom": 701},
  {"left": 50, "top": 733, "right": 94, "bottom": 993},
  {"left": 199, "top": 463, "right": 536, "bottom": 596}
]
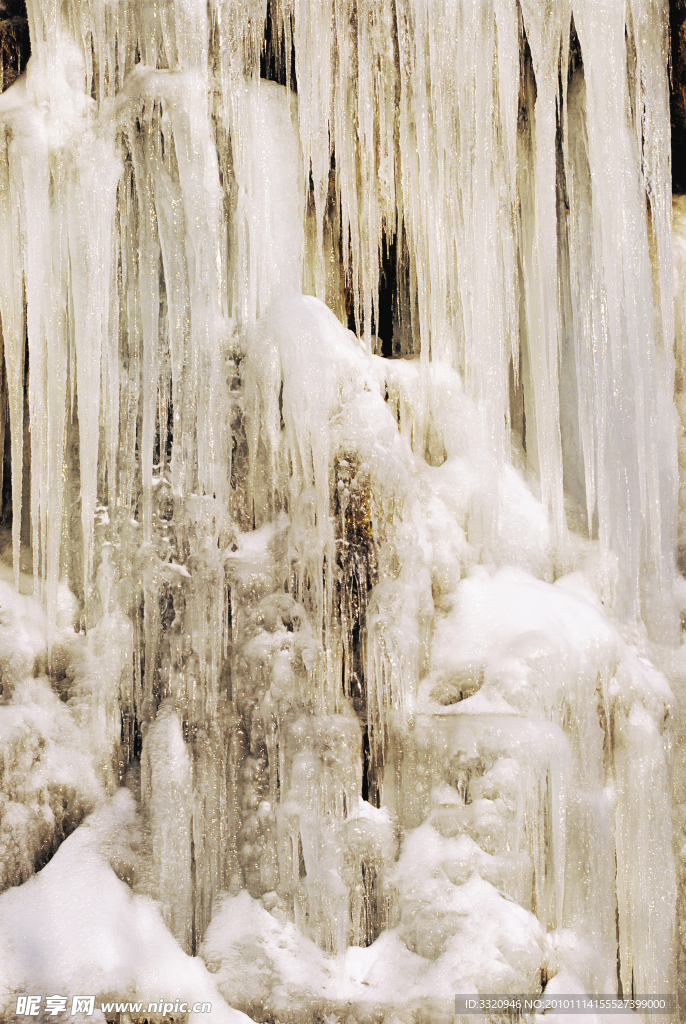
[{"left": 0, "top": 0, "right": 682, "bottom": 1020}]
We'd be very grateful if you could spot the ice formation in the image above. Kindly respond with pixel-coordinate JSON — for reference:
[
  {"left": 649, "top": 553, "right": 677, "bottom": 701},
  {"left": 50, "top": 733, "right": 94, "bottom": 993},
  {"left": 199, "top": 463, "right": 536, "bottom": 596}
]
[{"left": 0, "top": 0, "right": 683, "bottom": 1021}]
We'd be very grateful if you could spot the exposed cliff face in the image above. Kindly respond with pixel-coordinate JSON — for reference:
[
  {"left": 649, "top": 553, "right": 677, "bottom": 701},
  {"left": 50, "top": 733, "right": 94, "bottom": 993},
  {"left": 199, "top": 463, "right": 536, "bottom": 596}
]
[
  {"left": 673, "top": 0, "right": 686, "bottom": 191},
  {"left": 0, "top": 1, "right": 29, "bottom": 93}
]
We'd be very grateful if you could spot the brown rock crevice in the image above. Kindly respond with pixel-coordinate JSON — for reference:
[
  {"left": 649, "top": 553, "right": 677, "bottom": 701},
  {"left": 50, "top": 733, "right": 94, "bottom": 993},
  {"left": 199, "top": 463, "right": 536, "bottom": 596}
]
[
  {"left": 673, "top": 0, "right": 686, "bottom": 191},
  {"left": 0, "top": 0, "right": 29, "bottom": 94}
]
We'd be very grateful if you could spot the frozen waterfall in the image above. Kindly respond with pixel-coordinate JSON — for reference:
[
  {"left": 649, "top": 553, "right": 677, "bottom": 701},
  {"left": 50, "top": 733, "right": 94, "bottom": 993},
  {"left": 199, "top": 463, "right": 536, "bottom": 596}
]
[{"left": 0, "top": 0, "right": 683, "bottom": 1021}]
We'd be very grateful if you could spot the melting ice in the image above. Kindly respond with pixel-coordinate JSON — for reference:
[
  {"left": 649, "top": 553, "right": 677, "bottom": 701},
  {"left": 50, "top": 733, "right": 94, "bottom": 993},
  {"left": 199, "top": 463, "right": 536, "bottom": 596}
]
[{"left": 0, "top": 0, "right": 683, "bottom": 1021}]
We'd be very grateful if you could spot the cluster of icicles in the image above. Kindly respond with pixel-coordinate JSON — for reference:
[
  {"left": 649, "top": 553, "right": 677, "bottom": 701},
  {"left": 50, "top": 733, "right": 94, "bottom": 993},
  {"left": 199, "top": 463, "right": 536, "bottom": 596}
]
[{"left": 0, "top": 0, "right": 681, "bottom": 1020}]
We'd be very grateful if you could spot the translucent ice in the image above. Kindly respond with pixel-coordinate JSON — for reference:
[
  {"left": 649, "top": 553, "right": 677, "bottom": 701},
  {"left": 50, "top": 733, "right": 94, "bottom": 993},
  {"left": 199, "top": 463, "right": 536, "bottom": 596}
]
[{"left": 0, "top": 0, "right": 681, "bottom": 1019}]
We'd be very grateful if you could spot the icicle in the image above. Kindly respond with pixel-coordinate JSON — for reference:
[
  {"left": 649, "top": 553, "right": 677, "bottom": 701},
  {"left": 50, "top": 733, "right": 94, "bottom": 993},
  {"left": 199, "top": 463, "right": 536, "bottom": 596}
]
[
  {"left": 16, "top": 110, "right": 50, "bottom": 606},
  {"left": 570, "top": 0, "right": 676, "bottom": 627},
  {"left": 518, "top": 0, "right": 568, "bottom": 535},
  {"left": 225, "top": 78, "right": 303, "bottom": 331},
  {"left": 192, "top": 714, "right": 238, "bottom": 940},
  {"left": 165, "top": 73, "right": 228, "bottom": 505},
  {"left": 0, "top": 110, "right": 26, "bottom": 589},
  {"left": 67, "top": 136, "right": 120, "bottom": 608},
  {"left": 125, "top": 109, "right": 161, "bottom": 548},
  {"left": 614, "top": 698, "right": 676, "bottom": 1017},
  {"left": 140, "top": 700, "right": 194, "bottom": 953},
  {"left": 292, "top": 0, "right": 333, "bottom": 302}
]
